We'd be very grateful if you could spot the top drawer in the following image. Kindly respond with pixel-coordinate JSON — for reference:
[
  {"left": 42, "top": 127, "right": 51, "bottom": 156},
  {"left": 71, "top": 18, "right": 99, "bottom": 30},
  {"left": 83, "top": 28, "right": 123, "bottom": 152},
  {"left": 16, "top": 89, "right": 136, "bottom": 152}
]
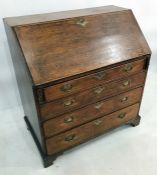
[{"left": 40, "top": 58, "right": 146, "bottom": 103}]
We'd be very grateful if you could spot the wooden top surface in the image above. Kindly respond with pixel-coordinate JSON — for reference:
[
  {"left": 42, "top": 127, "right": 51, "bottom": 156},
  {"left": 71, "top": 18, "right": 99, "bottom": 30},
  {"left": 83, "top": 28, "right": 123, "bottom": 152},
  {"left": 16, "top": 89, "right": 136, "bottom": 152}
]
[
  {"left": 8, "top": 6, "right": 151, "bottom": 86},
  {"left": 4, "top": 6, "right": 127, "bottom": 26}
]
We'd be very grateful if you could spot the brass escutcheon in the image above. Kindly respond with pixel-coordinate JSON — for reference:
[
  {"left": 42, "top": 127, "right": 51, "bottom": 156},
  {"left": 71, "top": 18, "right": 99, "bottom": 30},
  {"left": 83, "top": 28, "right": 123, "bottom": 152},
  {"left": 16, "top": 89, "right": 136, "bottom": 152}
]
[
  {"left": 64, "top": 134, "right": 76, "bottom": 141},
  {"left": 94, "top": 72, "right": 106, "bottom": 80},
  {"left": 76, "top": 18, "right": 88, "bottom": 27},
  {"left": 94, "top": 86, "right": 105, "bottom": 94},
  {"left": 60, "top": 83, "right": 72, "bottom": 92},
  {"left": 123, "top": 64, "right": 133, "bottom": 72},
  {"left": 118, "top": 112, "right": 127, "bottom": 119},
  {"left": 63, "top": 98, "right": 75, "bottom": 107},
  {"left": 94, "top": 102, "right": 104, "bottom": 109},
  {"left": 94, "top": 119, "right": 102, "bottom": 126},
  {"left": 123, "top": 80, "right": 130, "bottom": 86},
  {"left": 121, "top": 96, "right": 128, "bottom": 102},
  {"left": 64, "top": 116, "right": 74, "bottom": 123}
]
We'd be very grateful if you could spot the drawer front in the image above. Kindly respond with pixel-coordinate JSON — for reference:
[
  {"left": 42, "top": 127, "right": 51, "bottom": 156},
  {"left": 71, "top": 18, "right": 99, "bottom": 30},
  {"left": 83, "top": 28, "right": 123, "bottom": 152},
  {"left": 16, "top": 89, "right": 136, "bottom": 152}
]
[
  {"left": 40, "top": 72, "right": 145, "bottom": 120},
  {"left": 44, "top": 58, "right": 146, "bottom": 102},
  {"left": 43, "top": 87, "right": 143, "bottom": 137},
  {"left": 46, "top": 103, "right": 140, "bottom": 155}
]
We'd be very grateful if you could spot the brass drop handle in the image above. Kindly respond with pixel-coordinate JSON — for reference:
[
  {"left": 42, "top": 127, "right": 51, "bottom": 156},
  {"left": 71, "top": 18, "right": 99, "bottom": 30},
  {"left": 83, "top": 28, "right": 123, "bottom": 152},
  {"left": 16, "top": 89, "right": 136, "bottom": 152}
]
[
  {"left": 63, "top": 98, "right": 75, "bottom": 107},
  {"left": 94, "top": 86, "right": 105, "bottom": 94},
  {"left": 121, "top": 96, "right": 128, "bottom": 102},
  {"left": 123, "top": 80, "right": 130, "bottom": 87},
  {"left": 64, "top": 134, "right": 76, "bottom": 141},
  {"left": 64, "top": 116, "right": 74, "bottom": 123},
  {"left": 123, "top": 64, "right": 133, "bottom": 72},
  {"left": 94, "top": 119, "right": 102, "bottom": 126},
  {"left": 94, "top": 102, "right": 104, "bottom": 109},
  {"left": 76, "top": 18, "right": 88, "bottom": 27},
  {"left": 118, "top": 112, "right": 127, "bottom": 119},
  {"left": 94, "top": 72, "right": 106, "bottom": 80},
  {"left": 60, "top": 83, "right": 72, "bottom": 92}
]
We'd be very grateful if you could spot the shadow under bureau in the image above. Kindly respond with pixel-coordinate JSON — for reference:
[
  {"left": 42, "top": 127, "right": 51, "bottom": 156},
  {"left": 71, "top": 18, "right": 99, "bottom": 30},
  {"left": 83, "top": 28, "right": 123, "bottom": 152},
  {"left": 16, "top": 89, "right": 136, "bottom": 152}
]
[{"left": 4, "top": 5, "right": 151, "bottom": 167}]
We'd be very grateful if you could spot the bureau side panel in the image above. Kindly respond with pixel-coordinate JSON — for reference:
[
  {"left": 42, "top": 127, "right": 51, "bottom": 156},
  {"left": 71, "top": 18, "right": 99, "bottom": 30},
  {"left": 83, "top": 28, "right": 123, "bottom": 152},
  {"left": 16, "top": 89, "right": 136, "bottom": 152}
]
[{"left": 3, "top": 20, "right": 45, "bottom": 153}]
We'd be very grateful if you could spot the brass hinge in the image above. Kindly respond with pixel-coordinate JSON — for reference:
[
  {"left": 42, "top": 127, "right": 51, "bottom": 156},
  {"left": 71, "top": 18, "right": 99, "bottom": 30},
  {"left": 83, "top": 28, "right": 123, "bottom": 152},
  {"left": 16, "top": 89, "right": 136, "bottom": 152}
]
[{"left": 37, "top": 89, "right": 45, "bottom": 104}]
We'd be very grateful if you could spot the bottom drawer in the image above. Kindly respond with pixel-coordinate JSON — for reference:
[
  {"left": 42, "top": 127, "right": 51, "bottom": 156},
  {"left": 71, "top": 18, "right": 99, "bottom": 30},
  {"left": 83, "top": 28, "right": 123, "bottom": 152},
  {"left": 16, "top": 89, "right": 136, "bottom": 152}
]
[{"left": 46, "top": 103, "right": 140, "bottom": 155}]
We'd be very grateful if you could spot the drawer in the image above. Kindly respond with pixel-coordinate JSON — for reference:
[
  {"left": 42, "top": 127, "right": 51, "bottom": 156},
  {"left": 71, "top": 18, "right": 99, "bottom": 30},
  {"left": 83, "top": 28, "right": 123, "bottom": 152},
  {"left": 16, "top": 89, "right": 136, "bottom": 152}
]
[
  {"left": 43, "top": 87, "right": 143, "bottom": 137},
  {"left": 43, "top": 58, "right": 146, "bottom": 102},
  {"left": 40, "top": 72, "right": 145, "bottom": 120},
  {"left": 46, "top": 103, "right": 140, "bottom": 155}
]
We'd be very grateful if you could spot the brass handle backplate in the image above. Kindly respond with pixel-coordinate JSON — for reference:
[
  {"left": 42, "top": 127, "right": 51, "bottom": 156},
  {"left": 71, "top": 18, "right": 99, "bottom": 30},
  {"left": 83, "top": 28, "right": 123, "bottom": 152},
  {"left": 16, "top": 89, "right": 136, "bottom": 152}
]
[
  {"left": 118, "top": 112, "right": 127, "bottom": 119},
  {"left": 64, "top": 134, "right": 76, "bottom": 141},
  {"left": 63, "top": 98, "right": 75, "bottom": 107},
  {"left": 94, "top": 102, "right": 104, "bottom": 109},
  {"left": 94, "top": 119, "right": 102, "bottom": 126},
  {"left": 121, "top": 96, "right": 128, "bottom": 102},
  {"left": 64, "top": 116, "right": 74, "bottom": 123},
  {"left": 94, "top": 86, "right": 105, "bottom": 94},
  {"left": 94, "top": 72, "right": 106, "bottom": 80},
  {"left": 123, "top": 80, "right": 130, "bottom": 87},
  {"left": 76, "top": 18, "right": 88, "bottom": 27},
  {"left": 123, "top": 64, "right": 133, "bottom": 72},
  {"left": 60, "top": 83, "right": 72, "bottom": 92}
]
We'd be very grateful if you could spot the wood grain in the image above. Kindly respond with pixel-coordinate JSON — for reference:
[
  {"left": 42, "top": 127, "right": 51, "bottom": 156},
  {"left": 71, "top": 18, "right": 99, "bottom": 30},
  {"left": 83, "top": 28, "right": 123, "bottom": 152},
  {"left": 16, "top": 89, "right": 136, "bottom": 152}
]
[
  {"left": 14, "top": 10, "right": 150, "bottom": 85},
  {"left": 44, "top": 58, "right": 146, "bottom": 102},
  {"left": 43, "top": 87, "right": 143, "bottom": 137},
  {"left": 40, "top": 72, "right": 146, "bottom": 120},
  {"left": 4, "top": 6, "right": 151, "bottom": 167},
  {"left": 46, "top": 103, "right": 140, "bottom": 155}
]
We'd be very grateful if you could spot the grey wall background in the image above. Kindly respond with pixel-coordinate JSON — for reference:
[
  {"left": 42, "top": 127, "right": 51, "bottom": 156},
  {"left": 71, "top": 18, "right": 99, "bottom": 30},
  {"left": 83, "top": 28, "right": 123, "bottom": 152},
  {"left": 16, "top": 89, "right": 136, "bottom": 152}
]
[{"left": 0, "top": 0, "right": 156, "bottom": 111}]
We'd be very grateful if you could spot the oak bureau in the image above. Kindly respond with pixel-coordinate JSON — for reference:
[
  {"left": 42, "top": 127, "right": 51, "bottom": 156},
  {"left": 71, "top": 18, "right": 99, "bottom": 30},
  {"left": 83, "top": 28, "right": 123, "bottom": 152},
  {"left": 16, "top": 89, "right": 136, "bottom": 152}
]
[{"left": 4, "top": 6, "right": 151, "bottom": 167}]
